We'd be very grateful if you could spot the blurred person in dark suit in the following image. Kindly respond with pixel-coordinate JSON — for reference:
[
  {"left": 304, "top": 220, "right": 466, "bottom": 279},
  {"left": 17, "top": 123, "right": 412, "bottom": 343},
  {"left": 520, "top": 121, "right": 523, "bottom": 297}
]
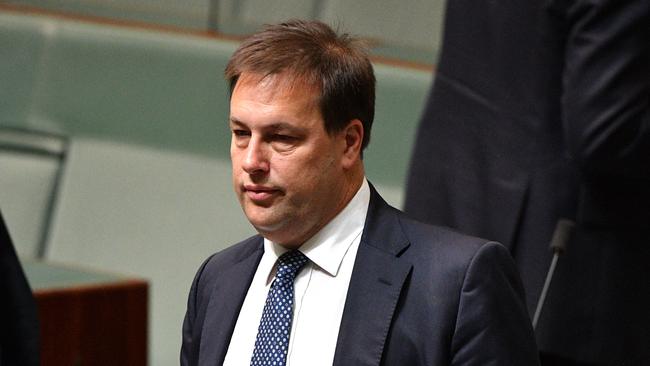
[
  {"left": 405, "top": 0, "right": 649, "bottom": 365},
  {"left": 1, "top": 210, "right": 39, "bottom": 366}
]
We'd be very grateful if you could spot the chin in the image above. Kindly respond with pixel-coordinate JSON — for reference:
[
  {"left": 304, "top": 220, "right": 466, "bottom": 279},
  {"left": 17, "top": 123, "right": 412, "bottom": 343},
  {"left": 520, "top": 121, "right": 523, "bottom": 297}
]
[
  {"left": 247, "top": 215, "right": 299, "bottom": 244},
  {"left": 245, "top": 211, "right": 283, "bottom": 234}
]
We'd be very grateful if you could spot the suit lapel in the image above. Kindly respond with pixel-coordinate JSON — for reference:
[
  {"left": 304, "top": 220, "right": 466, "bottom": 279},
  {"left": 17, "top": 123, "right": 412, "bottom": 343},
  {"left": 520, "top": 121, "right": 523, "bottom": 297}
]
[
  {"left": 198, "top": 238, "right": 263, "bottom": 366},
  {"left": 333, "top": 185, "right": 412, "bottom": 366}
]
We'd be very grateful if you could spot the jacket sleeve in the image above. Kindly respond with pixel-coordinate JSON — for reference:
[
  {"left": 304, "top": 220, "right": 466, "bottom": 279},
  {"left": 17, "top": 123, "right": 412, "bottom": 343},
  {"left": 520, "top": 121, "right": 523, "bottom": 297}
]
[
  {"left": 450, "top": 242, "right": 540, "bottom": 366},
  {"left": 0, "top": 211, "right": 40, "bottom": 366},
  {"left": 180, "top": 255, "right": 213, "bottom": 366},
  {"left": 560, "top": 0, "right": 650, "bottom": 184}
]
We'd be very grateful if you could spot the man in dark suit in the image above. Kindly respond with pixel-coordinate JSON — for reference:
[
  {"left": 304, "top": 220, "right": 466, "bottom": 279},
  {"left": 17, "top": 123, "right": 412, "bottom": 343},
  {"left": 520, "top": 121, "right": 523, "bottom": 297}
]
[
  {"left": 405, "top": 1, "right": 649, "bottom": 365},
  {"left": 181, "top": 20, "right": 539, "bottom": 366},
  {"left": 1, "top": 210, "right": 40, "bottom": 366}
]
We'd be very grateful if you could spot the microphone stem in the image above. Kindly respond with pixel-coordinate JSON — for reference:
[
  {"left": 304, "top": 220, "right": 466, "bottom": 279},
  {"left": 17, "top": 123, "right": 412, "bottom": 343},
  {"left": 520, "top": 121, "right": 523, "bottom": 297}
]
[{"left": 532, "top": 251, "right": 560, "bottom": 329}]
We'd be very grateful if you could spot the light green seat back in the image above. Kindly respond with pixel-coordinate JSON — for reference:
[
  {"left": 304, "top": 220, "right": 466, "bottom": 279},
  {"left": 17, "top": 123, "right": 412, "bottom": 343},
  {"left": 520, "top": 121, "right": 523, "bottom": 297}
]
[
  {"left": 0, "top": 128, "right": 67, "bottom": 259},
  {"left": 365, "top": 64, "right": 433, "bottom": 206},
  {"left": 214, "top": 0, "right": 321, "bottom": 35},
  {"left": 4, "top": 0, "right": 211, "bottom": 29},
  {"left": 319, "top": 0, "right": 446, "bottom": 63},
  {"left": 25, "top": 18, "right": 236, "bottom": 158},
  {"left": 0, "top": 12, "right": 51, "bottom": 125}
]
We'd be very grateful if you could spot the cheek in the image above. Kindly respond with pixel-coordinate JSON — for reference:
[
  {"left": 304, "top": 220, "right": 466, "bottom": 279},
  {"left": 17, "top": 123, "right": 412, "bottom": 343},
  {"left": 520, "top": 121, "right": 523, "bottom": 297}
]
[
  {"left": 230, "top": 149, "right": 245, "bottom": 172},
  {"left": 272, "top": 142, "right": 339, "bottom": 186},
  {"left": 230, "top": 147, "right": 237, "bottom": 168},
  {"left": 301, "top": 156, "right": 337, "bottom": 190},
  {"left": 229, "top": 136, "right": 238, "bottom": 158},
  {"left": 230, "top": 157, "right": 238, "bottom": 179},
  {"left": 273, "top": 153, "right": 305, "bottom": 175}
]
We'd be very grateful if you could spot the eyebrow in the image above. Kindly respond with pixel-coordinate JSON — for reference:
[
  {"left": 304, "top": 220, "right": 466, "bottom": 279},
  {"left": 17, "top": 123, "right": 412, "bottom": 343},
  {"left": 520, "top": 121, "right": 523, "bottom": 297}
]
[
  {"left": 229, "top": 118, "right": 244, "bottom": 127},
  {"left": 229, "top": 119, "right": 306, "bottom": 133}
]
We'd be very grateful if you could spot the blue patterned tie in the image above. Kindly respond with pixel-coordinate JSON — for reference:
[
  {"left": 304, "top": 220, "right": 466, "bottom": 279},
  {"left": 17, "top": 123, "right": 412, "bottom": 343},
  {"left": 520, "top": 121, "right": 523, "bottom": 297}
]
[{"left": 250, "top": 250, "right": 308, "bottom": 366}]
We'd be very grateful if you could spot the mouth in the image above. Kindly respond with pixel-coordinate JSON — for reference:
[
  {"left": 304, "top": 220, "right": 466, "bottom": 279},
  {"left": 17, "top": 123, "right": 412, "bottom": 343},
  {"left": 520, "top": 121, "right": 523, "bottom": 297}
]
[{"left": 243, "top": 184, "right": 281, "bottom": 202}]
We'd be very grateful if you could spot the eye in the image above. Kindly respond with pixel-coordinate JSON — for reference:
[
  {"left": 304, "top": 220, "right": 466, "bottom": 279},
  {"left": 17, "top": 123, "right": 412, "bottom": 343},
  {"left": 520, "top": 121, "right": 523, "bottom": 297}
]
[
  {"left": 273, "top": 134, "right": 295, "bottom": 142},
  {"left": 232, "top": 129, "right": 250, "bottom": 137},
  {"left": 270, "top": 134, "right": 300, "bottom": 152}
]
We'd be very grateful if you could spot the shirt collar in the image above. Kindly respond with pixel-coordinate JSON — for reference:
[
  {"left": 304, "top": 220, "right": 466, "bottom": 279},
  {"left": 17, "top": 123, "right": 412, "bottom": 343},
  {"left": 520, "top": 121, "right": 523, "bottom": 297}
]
[{"left": 264, "top": 178, "right": 370, "bottom": 278}]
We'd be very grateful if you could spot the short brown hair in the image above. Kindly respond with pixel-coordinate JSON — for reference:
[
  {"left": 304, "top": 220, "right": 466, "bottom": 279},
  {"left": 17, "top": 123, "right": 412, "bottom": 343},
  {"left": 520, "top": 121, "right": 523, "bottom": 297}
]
[{"left": 225, "top": 19, "right": 375, "bottom": 151}]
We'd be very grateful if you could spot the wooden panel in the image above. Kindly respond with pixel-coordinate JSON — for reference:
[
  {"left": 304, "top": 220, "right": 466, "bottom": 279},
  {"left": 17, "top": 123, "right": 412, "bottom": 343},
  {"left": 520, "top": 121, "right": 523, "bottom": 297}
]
[{"left": 34, "top": 280, "right": 148, "bottom": 366}]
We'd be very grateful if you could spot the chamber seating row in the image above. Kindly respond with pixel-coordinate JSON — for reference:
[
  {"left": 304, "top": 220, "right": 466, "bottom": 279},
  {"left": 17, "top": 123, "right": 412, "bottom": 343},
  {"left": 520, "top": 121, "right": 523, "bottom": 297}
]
[
  {"left": 2, "top": 0, "right": 446, "bottom": 64},
  {"left": 0, "top": 9, "right": 432, "bottom": 365}
]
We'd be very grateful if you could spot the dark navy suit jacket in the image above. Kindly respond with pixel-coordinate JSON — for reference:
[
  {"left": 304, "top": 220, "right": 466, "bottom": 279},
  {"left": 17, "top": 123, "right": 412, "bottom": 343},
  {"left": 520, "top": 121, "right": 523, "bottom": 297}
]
[{"left": 181, "top": 185, "right": 539, "bottom": 365}]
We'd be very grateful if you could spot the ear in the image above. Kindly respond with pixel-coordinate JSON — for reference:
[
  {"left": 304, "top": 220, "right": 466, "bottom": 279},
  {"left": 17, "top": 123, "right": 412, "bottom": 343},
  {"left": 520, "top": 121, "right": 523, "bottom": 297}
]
[{"left": 340, "top": 119, "right": 364, "bottom": 169}]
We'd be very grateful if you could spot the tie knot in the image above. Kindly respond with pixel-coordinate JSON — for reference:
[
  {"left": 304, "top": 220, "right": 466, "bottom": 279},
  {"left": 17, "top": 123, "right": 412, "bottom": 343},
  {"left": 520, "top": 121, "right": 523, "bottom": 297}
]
[{"left": 275, "top": 250, "right": 308, "bottom": 282}]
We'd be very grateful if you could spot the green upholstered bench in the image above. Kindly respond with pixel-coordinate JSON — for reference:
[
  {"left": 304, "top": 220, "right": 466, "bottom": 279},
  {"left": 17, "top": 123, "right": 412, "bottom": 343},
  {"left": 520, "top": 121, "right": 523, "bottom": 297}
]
[{"left": 0, "top": 9, "right": 432, "bottom": 198}]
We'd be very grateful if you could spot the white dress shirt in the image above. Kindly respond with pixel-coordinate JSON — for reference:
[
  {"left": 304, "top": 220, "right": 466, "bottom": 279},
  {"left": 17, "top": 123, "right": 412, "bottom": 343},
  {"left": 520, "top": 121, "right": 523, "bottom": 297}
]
[{"left": 223, "top": 179, "right": 370, "bottom": 366}]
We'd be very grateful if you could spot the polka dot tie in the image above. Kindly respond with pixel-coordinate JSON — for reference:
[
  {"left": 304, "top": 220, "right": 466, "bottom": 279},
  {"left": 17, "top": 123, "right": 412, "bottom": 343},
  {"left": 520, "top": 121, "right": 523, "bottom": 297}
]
[{"left": 250, "top": 250, "right": 308, "bottom": 366}]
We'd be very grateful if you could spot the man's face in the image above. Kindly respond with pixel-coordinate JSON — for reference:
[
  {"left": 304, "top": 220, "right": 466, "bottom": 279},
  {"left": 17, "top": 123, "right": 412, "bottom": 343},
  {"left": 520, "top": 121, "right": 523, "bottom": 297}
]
[{"left": 229, "top": 73, "right": 351, "bottom": 247}]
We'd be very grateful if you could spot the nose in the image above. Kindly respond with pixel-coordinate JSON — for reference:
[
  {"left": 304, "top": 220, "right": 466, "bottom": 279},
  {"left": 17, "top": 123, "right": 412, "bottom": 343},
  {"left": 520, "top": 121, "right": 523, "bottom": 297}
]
[{"left": 242, "top": 137, "right": 270, "bottom": 174}]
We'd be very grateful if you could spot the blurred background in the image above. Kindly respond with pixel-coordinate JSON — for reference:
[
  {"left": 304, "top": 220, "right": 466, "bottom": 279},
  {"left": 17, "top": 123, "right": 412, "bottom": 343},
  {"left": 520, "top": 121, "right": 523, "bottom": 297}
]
[{"left": 0, "top": 1, "right": 443, "bottom": 364}]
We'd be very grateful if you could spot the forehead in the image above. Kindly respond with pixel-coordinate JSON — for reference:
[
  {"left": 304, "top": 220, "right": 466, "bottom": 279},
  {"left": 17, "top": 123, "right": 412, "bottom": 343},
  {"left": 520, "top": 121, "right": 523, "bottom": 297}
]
[
  {"left": 230, "top": 73, "right": 325, "bottom": 130},
  {"left": 233, "top": 72, "right": 320, "bottom": 105}
]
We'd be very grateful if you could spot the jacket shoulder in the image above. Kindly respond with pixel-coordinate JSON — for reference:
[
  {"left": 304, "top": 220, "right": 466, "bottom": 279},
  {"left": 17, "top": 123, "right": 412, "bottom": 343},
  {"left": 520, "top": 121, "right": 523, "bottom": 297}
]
[
  {"left": 398, "top": 213, "right": 498, "bottom": 262},
  {"left": 395, "top": 212, "right": 519, "bottom": 292},
  {"left": 194, "top": 235, "right": 262, "bottom": 288}
]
